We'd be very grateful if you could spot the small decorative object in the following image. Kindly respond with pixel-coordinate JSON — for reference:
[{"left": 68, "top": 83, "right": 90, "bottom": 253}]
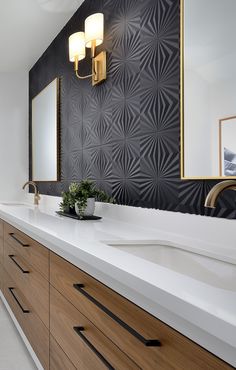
[
  {"left": 75, "top": 197, "right": 95, "bottom": 216},
  {"left": 59, "top": 179, "right": 114, "bottom": 219},
  {"left": 56, "top": 211, "right": 102, "bottom": 221}
]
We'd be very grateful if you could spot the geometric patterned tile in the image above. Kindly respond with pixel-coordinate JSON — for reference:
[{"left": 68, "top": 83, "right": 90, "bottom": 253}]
[{"left": 29, "top": 0, "right": 236, "bottom": 218}]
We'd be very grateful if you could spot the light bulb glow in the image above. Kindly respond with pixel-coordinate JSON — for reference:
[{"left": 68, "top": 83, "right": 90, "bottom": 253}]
[
  {"left": 69, "top": 32, "right": 86, "bottom": 62},
  {"left": 85, "top": 13, "right": 104, "bottom": 48}
]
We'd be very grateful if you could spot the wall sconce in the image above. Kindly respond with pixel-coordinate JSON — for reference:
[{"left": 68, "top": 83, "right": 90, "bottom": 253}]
[{"left": 69, "top": 13, "right": 106, "bottom": 86}]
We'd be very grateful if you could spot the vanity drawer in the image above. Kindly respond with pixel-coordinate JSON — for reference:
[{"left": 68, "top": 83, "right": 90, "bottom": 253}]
[
  {"left": 4, "top": 241, "right": 49, "bottom": 328},
  {"left": 50, "top": 286, "right": 140, "bottom": 370},
  {"left": 50, "top": 252, "right": 233, "bottom": 370},
  {"left": 3, "top": 269, "right": 49, "bottom": 370},
  {"left": 50, "top": 335, "right": 76, "bottom": 370},
  {"left": 4, "top": 222, "right": 49, "bottom": 279}
]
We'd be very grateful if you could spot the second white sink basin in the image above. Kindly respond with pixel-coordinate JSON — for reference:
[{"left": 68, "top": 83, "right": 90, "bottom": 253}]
[{"left": 107, "top": 241, "right": 236, "bottom": 291}]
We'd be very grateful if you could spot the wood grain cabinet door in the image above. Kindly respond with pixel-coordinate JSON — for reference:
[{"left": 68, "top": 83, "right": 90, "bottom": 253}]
[
  {"left": 4, "top": 223, "right": 49, "bottom": 279},
  {"left": 3, "top": 240, "right": 49, "bottom": 328},
  {"left": 50, "top": 335, "right": 76, "bottom": 370},
  {"left": 3, "top": 269, "right": 49, "bottom": 370},
  {"left": 50, "top": 285, "right": 140, "bottom": 370}
]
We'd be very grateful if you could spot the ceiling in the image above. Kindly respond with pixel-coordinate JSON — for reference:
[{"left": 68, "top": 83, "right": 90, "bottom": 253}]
[{"left": 0, "top": 0, "right": 84, "bottom": 72}]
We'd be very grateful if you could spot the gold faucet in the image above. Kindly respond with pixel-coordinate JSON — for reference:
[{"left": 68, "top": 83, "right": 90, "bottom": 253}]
[
  {"left": 204, "top": 180, "right": 236, "bottom": 208},
  {"left": 22, "top": 181, "right": 41, "bottom": 205}
]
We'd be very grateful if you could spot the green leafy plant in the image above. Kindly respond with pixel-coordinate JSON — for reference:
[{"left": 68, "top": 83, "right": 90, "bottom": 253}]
[
  {"left": 59, "top": 182, "right": 80, "bottom": 213},
  {"left": 59, "top": 180, "right": 114, "bottom": 215}
]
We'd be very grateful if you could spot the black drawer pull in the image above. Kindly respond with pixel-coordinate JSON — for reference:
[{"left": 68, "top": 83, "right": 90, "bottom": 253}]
[
  {"left": 9, "top": 233, "right": 29, "bottom": 247},
  {"left": 9, "top": 255, "right": 29, "bottom": 274},
  {"left": 73, "top": 326, "right": 115, "bottom": 370},
  {"left": 73, "top": 284, "right": 161, "bottom": 347},
  {"left": 8, "top": 287, "right": 30, "bottom": 313}
]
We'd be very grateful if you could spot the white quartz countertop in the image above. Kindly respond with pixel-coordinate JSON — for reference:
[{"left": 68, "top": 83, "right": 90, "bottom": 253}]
[{"left": 0, "top": 201, "right": 235, "bottom": 366}]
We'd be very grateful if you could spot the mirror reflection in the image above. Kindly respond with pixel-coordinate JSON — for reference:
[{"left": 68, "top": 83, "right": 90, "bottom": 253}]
[
  {"left": 220, "top": 117, "right": 236, "bottom": 176},
  {"left": 32, "top": 78, "right": 60, "bottom": 182},
  {"left": 182, "top": 0, "right": 236, "bottom": 178}
]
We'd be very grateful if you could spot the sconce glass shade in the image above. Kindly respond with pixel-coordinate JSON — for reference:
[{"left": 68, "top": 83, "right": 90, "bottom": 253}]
[
  {"left": 85, "top": 13, "right": 104, "bottom": 48},
  {"left": 69, "top": 32, "right": 86, "bottom": 62}
]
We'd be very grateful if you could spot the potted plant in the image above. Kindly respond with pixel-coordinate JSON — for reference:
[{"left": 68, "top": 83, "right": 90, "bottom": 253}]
[
  {"left": 60, "top": 180, "right": 114, "bottom": 218},
  {"left": 59, "top": 182, "right": 79, "bottom": 215}
]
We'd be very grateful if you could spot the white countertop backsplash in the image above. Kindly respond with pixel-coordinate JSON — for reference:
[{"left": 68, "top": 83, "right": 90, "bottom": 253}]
[{"left": 0, "top": 192, "right": 235, "bottom": 367}]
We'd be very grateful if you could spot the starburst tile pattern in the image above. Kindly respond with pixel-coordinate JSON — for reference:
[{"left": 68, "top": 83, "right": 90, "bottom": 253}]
[{"left": 29, "top": 0, "right": 236, "bottom": 218}]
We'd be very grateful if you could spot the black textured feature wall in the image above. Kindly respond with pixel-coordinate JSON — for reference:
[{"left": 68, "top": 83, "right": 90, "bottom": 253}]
[{"left": 29, "top": 0, "right": 236, "bottom": 218}]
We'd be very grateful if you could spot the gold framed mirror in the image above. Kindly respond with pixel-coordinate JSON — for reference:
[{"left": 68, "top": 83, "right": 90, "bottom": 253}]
[
  {"left": 180, "top": 0, "right": 236, "bottom": 179},
  {"left": 32, "top": 78, "right": 60, "bottom": 182}
]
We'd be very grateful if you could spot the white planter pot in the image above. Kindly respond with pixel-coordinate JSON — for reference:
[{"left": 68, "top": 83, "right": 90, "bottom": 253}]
[{"left": 75, "top": 198, "right": 95, "bottom": 217}]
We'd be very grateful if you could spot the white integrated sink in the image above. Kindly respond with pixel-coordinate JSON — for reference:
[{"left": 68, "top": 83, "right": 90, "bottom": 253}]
[{"left": 107, "top": 241, "right": 236, "bottom": 291}]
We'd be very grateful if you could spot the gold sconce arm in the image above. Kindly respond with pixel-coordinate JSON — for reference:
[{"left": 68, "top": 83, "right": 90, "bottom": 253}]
[
  {"left": 74, "top": 55, "right": 94, "bottom": 79},
  {"left": 75, "top": 70, "right": 94, "bottom": 80},
  {"left": 73, "top": 54, "right": 104, "bottom": 84},
  {"left": 91, "top": 40, "right": 96, "bottom": 59}
]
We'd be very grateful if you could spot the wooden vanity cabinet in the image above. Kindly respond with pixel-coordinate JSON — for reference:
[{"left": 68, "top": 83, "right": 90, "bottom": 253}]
[
  {"left": 1, "top": 221, "right": 50, "bottom": 370},
  {"left": 50, "top": 252, "right": 233, "bottom": 370},
  {"left": 0, "top": 219, "right": 234, "bottom": 370}
]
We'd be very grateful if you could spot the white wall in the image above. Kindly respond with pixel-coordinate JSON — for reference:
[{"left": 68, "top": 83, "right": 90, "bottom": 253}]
[{"left": 0, "top": 72, "right": 28, "bottom": 200}]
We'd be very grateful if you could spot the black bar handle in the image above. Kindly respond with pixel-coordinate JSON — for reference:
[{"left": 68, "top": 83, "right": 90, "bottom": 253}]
[
  {"left": 9, "top": 255, "right": 29, "bottom": 274},
  {"left": 8, "top": 287, "right": 30, "bottom": 313},
  {"left": 9, "top": 233, "right": 29, "bottom": 247},
  {"left": 73, "top": 284, "right": 161, "bottom": 347},
  {"left": 73, "top": 326, "right": 115, "bottom": 370}
]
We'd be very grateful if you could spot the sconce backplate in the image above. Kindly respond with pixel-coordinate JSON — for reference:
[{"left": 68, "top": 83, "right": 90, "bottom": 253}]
[{"left": 92, "top": 51, "right": 106, "bottom": 86}]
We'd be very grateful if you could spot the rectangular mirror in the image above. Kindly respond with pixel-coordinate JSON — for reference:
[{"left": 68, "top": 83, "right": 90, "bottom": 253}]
[
  {"left": 32, "top": 78, "right": 60, "bottom": 182},
  {"left": 181, "top": 0, "right": 236, "bottom": 179}
]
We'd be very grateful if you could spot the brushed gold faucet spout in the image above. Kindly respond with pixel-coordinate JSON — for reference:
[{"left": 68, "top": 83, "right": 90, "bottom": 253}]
[
  {"left": 22, "top": 181, "right": 40, "bottom": 205},
  {"left": 204, "top": 180, "right": 236, "bottom": 208}
]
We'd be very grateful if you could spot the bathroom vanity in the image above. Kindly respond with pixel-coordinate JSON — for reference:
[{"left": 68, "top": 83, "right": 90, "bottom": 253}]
[{"left": 0, "top": 203, "right": 235, "bottom": 369}]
